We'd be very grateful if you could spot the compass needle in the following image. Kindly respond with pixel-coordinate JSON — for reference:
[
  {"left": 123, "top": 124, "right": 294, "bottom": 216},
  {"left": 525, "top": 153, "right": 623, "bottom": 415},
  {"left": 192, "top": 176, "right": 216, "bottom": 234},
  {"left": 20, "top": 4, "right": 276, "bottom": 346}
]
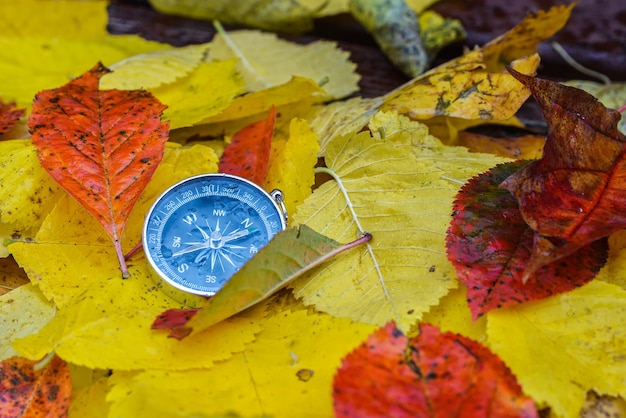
[{"left": 143, "top": 174, "right": 287, "bottom": 296}]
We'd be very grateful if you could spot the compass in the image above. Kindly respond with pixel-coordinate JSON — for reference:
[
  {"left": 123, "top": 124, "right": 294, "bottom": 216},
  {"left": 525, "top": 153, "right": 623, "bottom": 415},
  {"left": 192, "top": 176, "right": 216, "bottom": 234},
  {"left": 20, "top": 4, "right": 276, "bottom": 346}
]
[{"left": 143, "top": 173, "right": 287, "bottom": 296}]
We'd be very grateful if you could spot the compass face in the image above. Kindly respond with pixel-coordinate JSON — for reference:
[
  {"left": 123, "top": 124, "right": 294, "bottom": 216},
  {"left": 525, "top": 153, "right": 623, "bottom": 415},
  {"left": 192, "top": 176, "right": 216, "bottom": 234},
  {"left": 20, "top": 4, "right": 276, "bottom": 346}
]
[{"left": 143, "top": 174, "right": 286, "bottom": 296}]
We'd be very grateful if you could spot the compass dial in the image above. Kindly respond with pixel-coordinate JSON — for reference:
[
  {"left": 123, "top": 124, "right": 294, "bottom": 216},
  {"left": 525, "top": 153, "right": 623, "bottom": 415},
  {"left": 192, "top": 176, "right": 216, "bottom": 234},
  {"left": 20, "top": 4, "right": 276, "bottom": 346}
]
[{"left": 143, "top": 173, "right": 287, "bottom": 296}]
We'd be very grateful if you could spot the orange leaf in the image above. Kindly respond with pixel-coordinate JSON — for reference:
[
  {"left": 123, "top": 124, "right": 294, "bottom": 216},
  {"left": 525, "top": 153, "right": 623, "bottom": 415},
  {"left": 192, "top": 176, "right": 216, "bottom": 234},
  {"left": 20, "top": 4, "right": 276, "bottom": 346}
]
[
  {"left": 219, "top": 105, "right": 275, "bottom": 185},
  {"left": 28, "top": 63, "right": 169, "bottom": 277},
  {"left": 0, "top": 99, "right": 25, "bottom": 137},
  {"left": 0, "top": 355, "right": 71, "bottom": 418},
  {"left": 334, "top": 322, "right": 537, "bottom": 418}
]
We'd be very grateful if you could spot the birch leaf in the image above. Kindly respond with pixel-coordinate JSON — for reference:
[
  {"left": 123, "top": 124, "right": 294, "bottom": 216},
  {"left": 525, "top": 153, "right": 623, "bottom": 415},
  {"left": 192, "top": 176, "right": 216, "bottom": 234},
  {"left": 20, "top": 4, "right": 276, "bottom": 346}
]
[
  {"left": 12, "top": 265, "right": 265, "bottom": 371},
  {"left": 152, "top": 59, "right": 246, "bottom": 129},
  {"left": 487, "top": 280, "right": 626, "bottom": 418},
  {"left": 0, "top": 284, "right": 55, "bottom": 361},
  {"left": 209, "top": 30, "right": 359, "bottom": 99},
  {"left": 100, "top": 44, "right": 210, "bottom": 90},
  {"left": 0, "top": 36, "right": 169, "bottom": 109},
  {"left": 108, "top": 295, "right": 376, "bottom": 417},
  {"left": 291, "top": 111, "right": 506, "bottom": 330}
]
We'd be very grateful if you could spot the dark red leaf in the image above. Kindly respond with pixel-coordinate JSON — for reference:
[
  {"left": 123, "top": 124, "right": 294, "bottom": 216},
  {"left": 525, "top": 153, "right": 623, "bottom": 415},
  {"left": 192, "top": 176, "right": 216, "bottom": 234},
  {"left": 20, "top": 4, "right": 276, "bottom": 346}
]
[
  {"left": 334, "top": 322, "right": 537, "bottom": 418},
  {"left": 219, "top": 105, "right": 275, "bottom": 185},
  {"left": 500, "top": 69, "right": 626, "bottom": 279},
  {"left": 0, "top": 355, "right": 71, "bottom": 418},
  {"left": 28, "top": 63, "right": 169, "bottom": 277},
  {"left": 0, "top": 100, "right": 25, "bottom": 137},
  {"left": 447, "top": 161, "right": 608, "bottom": 319}
]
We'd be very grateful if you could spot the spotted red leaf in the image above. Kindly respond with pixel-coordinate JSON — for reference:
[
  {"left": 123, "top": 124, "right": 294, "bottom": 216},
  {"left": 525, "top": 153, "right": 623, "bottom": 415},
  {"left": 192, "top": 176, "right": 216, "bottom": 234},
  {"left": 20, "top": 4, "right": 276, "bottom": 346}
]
[
  {"left": 447, "top": 161, "right": 608, "bottom": 319},
  {"left": 500, "top": 69, "right": 626, "bottom": 279},
  {"left": 0, "top": 99, "right": 25, "bottom": 137},
  {"left": 219, "top": 105, "right": 275, "bottom": 185},
  {"left": 334, "top": 322, "right": 537, "bottom": 418},
  {"left": 28, "top": 63, "right": 169, "bottom": 277},
  {"left": 0, "top": 355, "right": 71, "bottom": 418}
]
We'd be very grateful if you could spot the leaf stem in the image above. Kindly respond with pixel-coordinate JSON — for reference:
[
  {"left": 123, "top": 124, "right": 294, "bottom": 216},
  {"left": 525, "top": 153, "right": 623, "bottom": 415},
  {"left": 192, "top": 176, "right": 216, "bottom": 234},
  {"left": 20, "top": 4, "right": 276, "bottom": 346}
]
[
  {"left": 213, "top": 20, "right": 269, "bottom": 88},
  {"left": 551, "top": 42, "right": 611, "bottom": 85},
  {"left": 115, "top": 240, "right": 130, "bottom": 278},
  {"left": 125, "top": 241, "right": 143, "bottom": 260}
]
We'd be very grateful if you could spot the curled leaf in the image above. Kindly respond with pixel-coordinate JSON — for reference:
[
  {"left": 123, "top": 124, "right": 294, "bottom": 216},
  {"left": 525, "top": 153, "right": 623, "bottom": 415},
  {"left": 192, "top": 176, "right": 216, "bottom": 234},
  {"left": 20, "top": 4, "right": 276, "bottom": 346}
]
[
  {"left": 500, "top": 69, "right": 626, "bottom": 279},
  {"left": 447, "top": 161, "right": 608, "bottom": 319},
  {"left": 28, "top": 63, "right": 169, "bottom": 277},
  {"left": 334, "top": 322, "right": 537, "bottom": 417}
]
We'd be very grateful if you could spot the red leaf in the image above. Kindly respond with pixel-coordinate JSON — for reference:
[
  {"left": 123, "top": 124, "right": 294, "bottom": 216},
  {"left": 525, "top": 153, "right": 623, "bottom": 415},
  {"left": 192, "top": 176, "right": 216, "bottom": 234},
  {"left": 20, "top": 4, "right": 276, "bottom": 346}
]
[
  {"left": 151, "top": 308, "right": 199, "bottom": 340},
  {"left": 334, "top": 322, "right": 537, "bottom": 418},
  {"left": 28, "top": 63, "right": 169, "bottom": 277},
  {"left": 0, "top": 99, "right": 25, "bottom": 137},
  {"left": 446, "top": 161, "right": 608, "bottom": 318},
  {"left": 500, "top": 69, "right": 626, "bottom": 278},
  {"left": 219, "top": 105, "right": 275, "bottom": 185},
  {"left": 0, "top": 355, "right": 71, "bottom": 418}
]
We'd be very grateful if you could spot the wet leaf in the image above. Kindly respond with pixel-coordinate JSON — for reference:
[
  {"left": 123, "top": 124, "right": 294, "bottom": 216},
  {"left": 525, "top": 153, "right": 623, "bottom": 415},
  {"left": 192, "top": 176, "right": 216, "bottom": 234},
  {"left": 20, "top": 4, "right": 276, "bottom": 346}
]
[
  {"left": 172, "top": 225, "right": 371, "bottom": 338},
  {"left": 0, "top": 355, "right": 71, "bottom": 418},
  {"left": 219, "top": 106, "right": 275, "bottom": 185},
  {"left": 0, "top": 100, "right": 24, "bottom": 137},
  {"left": 447, "top": 161, "right": 608, "bottom": 318},
  {"left": 28, "top": 63, "right": 169, "bottom": 277},
  {"left": 334, "top": 322, "right": 537, "bottom": 418},
  {"left": 500, "top": 69, "right": 626, "bottom": 279},
  {"left": 564, "top": 80, "right": 626, "bottom": 134}
]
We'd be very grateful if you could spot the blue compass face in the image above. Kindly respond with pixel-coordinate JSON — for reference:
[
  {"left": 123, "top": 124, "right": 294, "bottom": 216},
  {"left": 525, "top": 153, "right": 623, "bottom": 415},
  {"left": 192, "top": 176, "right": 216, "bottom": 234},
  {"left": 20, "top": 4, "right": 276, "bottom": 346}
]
[{"left": 143, "top": 174, "right": 286, "bottom": 296}]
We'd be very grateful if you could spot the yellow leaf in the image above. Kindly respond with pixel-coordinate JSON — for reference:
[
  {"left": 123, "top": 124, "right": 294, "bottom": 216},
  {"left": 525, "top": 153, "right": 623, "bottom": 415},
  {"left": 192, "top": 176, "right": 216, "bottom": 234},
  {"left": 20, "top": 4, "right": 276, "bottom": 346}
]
[
  {"left": 264, "top": 118, "right": 320, "bottom": 216},
  {"left": 107, "top": 294, "right": 376, "bottom": 417},
  {"left": 309, "top": 96, "right": 383, "bottom": 154},
  {"left": 0, "top": 256, "right": 29, "bottom": 294},
  {"left": 173, "top": 76, "right": 329, "bottom": 142},
  {"left": 13, "top": 264, "right": 266, "bottom": 370},
  {"left": 597, "top": 230, "right": 626, "bottom": 290},
  {"left": 100, "top": 44, "right": 210, "bottom": 90},
  {"left": 149, "top": 0, "right": 316, "bottom": 33},
  {"left": 0, "top": 35, "right": 169, "bottom": 109},
  {"left": 0, "top": 283, "right": 55, "bottom": 361},
  {"left": 487, "top": 280, "right": 626, "bottom": 418},
  {"left": 420, "top": 286, "right": 486, "bottom": 342},
  {"left": 153, "top": 59, "right": 246, "bottom": 129},
  {"left": 69, "top": 375, "right": 109, "bottom": 418},
  {"left": 291, "top": 111, "right": 507, "bottom": 330},
  {"left": 481, "top": 3, "right": 574, "bottom": 68},
  {"left": 0, "top": 139, "right": 63, "bottom": 238},
  {"left": 0, "top": 0, "right": 108, "bottom": 39},
  {"left": 209, "top": 30, "right": 359, "bottom": 99},
  {"left": 8, "top": 142, "right": 219, "bottom": 307},
  {"left": 382, "top": 51, "right": 540, "bottom": 121}
]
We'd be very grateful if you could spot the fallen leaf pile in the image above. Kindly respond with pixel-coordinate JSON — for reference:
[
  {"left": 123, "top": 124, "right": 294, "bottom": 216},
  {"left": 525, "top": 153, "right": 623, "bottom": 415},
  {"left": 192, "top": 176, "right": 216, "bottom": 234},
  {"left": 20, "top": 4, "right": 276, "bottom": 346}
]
[{"left": 1, "top": 1, "right": 625, "bottom": 417}]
